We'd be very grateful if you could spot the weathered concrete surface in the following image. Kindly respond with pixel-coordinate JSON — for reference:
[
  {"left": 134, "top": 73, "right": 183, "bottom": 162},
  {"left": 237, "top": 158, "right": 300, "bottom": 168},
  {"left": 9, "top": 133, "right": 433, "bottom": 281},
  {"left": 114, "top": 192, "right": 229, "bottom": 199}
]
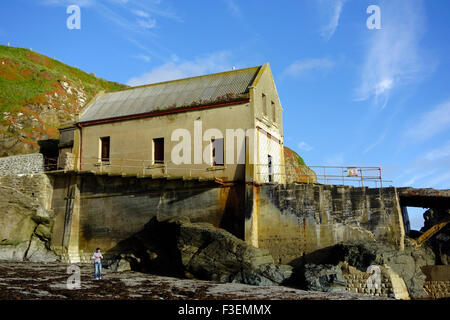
[
  {"left": 245, "top": 183, "right": 405, "bottom": 264},
  {"left": 48, "top": 175, "right": 409, "bottom": 268},
  {"left": 50, "top": 173, "right": 246, "bottom": 262},
  {"left": 0, "top": 262, "right": 391, "bottom": 300},
  {"left": 398, "top": 188, "right": 450, "bottom": 208},
  {"left": 0, "top": 174, "right": 59, "bottom": 262},
  {"left": 421, "top": 265, "right": 450, "bottom": 281}
]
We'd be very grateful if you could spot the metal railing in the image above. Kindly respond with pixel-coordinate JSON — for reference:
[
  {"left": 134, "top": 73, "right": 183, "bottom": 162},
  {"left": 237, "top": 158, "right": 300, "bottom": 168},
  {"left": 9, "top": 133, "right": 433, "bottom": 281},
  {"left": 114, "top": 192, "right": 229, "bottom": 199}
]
[
  {"left": 44, "top": 155, "right": 391, "bottom": 187},
  {"left": 45, "top": 155, "right": 228, "bottom": 180},
  {"left": 256, "top": 164, "right": 391, "bottom": 187},
  {"left": 309, "top": 166, "right": 389, "bottom": 188}
]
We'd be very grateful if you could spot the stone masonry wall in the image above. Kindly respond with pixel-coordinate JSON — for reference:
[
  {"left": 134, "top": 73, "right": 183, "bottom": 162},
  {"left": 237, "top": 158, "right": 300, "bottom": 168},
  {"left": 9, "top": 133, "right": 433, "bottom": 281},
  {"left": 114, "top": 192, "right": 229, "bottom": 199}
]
[
  {"left": 0, "top": 153, "right": 44, "bottom": 176},
  {"left": 423, "top": 281, "right": 450, "bottom": 299},
  {"left": 422, "top": 265, "right": 450, "bottom": 299},
  {"left": 344, "top": 273, "right": 389, "bottom": 297},
  {"left": 341, "top": 263, "right": 409, "bottom": 299}
]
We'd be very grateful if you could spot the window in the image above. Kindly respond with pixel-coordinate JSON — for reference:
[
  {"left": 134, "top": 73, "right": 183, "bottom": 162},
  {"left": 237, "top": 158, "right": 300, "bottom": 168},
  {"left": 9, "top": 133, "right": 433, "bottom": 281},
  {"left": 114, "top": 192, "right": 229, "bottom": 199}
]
[
  {"left": 153, "top": 138, "right": 164, "bottom": 164},
  {"left": 212, "top": 138, "right": 224, "bottom": 166},
  {"left": 268, "top": 155, "right": 273, "bottom": 183},
  {"left": 271, "top": 101, "right": 276, "bottom": 122},
  {"left": 100, "top": 137, "right": 110, "bottom": 162},
  {"left": 262, "top": 93, "right": 267, "bottom": 116}
]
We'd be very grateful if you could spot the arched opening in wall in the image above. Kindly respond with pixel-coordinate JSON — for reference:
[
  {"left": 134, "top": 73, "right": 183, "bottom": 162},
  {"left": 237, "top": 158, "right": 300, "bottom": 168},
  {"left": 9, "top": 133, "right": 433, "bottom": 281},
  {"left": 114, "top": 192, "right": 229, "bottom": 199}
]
[{"left": 404, "top": 207, "right": 428, "bottom": 237}]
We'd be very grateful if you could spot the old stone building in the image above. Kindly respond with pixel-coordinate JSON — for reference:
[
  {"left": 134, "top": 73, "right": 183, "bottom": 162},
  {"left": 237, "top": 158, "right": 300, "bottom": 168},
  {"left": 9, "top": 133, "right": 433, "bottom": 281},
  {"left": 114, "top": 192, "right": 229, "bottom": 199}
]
[{"left": 58, "top": 63, "right": 285, "bottom": 184}]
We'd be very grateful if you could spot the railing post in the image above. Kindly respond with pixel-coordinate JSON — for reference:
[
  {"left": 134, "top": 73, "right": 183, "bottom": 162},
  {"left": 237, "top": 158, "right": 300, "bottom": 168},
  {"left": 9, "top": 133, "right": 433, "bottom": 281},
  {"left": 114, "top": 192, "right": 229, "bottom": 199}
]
[
  {"left": 360, "top": 168, "right": 364, "bottom": 187},
  {"left": 379, "top": 167, "right": 383, "bottom": 188}
]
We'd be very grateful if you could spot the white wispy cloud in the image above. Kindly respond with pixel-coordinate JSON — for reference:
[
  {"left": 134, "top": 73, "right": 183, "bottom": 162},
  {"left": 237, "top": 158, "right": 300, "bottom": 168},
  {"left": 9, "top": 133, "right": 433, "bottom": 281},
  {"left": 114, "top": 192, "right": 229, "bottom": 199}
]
[
  {"left": 298, "top": 141, "right": 313, "bottom": 152},
  {"left": 363, "top": 130, "right": 388, "bottom": 153},
  {"left": 224, "top": 0, "right": 243, "bottom": 19},
  {"left": 132, "top": 9, "right": 149, "bottom": 18},
  {"left": 126, "top": 51, "right": 234, "bottom": 86},
  {"left": 424, "top": 140, "right": 450, "bottom": 161},
  {"left": 131, "top": 9, "right": 156, "bottom": 29},
  {"left": 355, "top": 0, "right": 433, "bottom": 107},
  {"left": 405, "top": 100, "right": 450, "bottom": 142},
  {"left": 401, "top": 169, "right": 437, "bottom": 187},
  {"left": 132, "top": 54, "right": 151, "bottom": 62},
  {"left": 425, "top": 171, "right": 450, "bottom": 188},
  {"left": 318, "top": 0, "right": 346, "bottom": 40},
  {"left": 395, "top": 140, "right": 450, "bottom": 189},
  {"left": 137, "top": 18, "right": 156, "bottom": 29},
  {"left": 40, "top": 0, "right": 179, "bottom": 32},
  {"left": 282, "top": 58, "right": 334, "bottom": 78}
]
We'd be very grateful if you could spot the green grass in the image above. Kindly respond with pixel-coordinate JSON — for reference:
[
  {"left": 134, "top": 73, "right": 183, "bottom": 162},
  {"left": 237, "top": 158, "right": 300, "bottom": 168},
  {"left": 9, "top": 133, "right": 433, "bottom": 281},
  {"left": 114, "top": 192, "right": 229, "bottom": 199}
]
[
  {"left": 0, "top": 45, "right": 127, "bottom": 112},
  {"left": 295, "top": 154, "right": 306, "bottom": 166},
  {"left": 0, "top": 77, "right": 52, "bottom": 112}
]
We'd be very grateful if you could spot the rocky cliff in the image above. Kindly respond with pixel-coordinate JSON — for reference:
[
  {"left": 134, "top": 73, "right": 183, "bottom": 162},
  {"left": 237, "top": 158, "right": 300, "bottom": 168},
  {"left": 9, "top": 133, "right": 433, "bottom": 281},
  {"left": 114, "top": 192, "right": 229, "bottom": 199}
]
[
  {"left": 283, "top": 147, "right": 317, "bottom": 183},
  {"left": 0, "top": 45, "right": 127, "bottom": 157},
  {"left": 0, "top": 174, "right": 58, "bottom": 262}
]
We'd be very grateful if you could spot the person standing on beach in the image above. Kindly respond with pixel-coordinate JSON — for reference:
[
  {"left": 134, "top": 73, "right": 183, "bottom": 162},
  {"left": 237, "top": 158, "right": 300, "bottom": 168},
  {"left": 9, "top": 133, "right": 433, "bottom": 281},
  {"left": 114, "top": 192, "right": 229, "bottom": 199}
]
[{"left": 92, "top": 248, "right": 103, "bottom": 280}]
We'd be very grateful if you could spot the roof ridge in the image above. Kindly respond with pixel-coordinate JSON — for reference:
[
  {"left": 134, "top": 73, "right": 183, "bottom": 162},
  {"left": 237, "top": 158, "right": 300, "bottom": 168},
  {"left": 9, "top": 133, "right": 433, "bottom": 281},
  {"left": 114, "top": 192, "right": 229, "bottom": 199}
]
[{"left": 112, "top": 65, "right": 262, "bottom": 93}]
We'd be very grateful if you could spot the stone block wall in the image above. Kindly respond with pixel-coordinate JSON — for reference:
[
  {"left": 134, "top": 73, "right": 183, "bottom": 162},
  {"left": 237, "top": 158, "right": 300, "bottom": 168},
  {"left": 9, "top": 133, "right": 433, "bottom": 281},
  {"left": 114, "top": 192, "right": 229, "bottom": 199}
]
[
  {"left": 422, "top": 265, "right": 450, "bottom": 299},
  {"left": 0, "top": 153, "right": 44, "bottom": 175},
  {"left": 341, "top": 263, "right": 410, "bottom": 299},
  {"left": 344, "top": 273, "right": 392, "bottom": 298},
  {"left": 423, "top": 281, "right": 450, "bottom": 299}
]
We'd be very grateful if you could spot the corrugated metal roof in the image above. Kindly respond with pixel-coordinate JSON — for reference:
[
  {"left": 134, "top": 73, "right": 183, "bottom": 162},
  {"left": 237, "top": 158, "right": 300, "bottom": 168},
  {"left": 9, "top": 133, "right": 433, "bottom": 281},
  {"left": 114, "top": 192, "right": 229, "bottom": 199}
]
[{"left": 79, "top": 65, "right": 261, "bottom": 123}]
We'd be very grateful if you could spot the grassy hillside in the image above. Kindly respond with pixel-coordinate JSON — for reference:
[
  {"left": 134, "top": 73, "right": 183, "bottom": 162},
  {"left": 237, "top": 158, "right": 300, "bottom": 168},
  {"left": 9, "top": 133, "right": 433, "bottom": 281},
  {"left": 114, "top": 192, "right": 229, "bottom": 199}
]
[{"left": 0, "top": 45, "right": 127, "bottom": 156}]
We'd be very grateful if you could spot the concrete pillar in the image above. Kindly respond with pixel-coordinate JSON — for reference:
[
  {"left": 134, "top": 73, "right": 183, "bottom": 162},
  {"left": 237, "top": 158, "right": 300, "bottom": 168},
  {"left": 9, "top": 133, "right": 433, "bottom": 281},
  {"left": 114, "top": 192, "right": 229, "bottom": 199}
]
[{"left": 62, "top": 175, "right": 81, "bottom": 263}]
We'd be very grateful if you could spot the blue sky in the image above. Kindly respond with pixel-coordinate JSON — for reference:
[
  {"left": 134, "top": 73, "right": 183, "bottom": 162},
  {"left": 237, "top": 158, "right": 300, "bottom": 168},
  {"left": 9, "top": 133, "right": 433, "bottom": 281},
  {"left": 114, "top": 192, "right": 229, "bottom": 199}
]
[{"left": 1, "top": 0, "right": 449, "bottom": 229}]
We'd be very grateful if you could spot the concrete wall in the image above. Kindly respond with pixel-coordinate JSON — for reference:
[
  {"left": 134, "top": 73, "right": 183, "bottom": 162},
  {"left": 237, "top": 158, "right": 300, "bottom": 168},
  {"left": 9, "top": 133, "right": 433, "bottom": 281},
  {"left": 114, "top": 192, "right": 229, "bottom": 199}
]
[
  {"left": 0, "top": 153, "right": 44, "bottom": 175},
  {"left": 244, "top": 183, "right": 405, "bottom": 264},
  {"left": 50, "top": 173, "right": 245, "bottom": 262}
]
